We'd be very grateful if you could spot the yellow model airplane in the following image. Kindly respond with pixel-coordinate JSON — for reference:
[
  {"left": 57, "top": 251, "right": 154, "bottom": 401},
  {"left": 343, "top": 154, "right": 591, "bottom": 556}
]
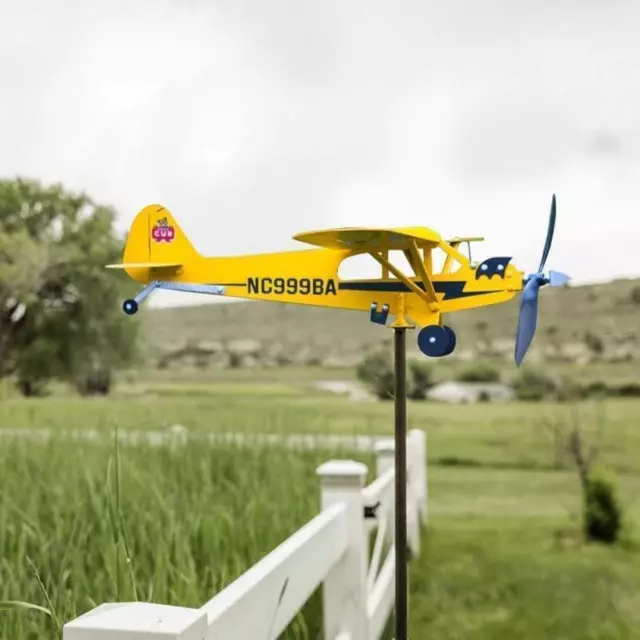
[{"left": 107, "top": 196, "right": 569, "bottom": 365}]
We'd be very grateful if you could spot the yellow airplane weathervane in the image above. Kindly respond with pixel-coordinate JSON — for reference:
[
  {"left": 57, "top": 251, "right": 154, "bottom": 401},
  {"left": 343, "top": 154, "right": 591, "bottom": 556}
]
[{"left": 107, "top": 195, "right": 570, "bottom": 366}]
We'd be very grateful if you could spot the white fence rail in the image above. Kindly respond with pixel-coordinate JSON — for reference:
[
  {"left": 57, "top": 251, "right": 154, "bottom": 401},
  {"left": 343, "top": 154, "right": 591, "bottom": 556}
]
[{"left": 63, "top": 429, "right": 428, "bottom": 640}]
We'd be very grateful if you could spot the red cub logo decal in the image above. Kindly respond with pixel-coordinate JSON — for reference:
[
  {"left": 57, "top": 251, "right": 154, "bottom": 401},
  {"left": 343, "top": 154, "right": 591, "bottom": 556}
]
[{"left": 151, "top": 217, "right": 175, "bottom": 243}]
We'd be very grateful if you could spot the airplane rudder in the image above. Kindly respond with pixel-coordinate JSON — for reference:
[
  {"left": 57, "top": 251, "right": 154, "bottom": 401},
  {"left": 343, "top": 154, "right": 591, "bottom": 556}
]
[
  {"left": 122, "top": 205, "right": 152, "bottom": 263},
  {"left": 147, "top": 204, "right": 196, "bottom": 261}
]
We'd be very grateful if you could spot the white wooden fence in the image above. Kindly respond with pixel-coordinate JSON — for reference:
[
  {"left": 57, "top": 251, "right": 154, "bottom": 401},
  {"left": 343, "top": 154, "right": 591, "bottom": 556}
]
[{"left": 62, "top": 429, "right": 428, "bottom": 640}]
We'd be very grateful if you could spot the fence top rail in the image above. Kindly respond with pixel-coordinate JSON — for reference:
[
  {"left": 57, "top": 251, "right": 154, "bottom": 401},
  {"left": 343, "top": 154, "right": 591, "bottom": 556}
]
[
  {"left": 202, "top": 501, "right": 347, "bottom": 636},
  {"left": 361, "top": 466, "right": 394, "bottom": 505}
]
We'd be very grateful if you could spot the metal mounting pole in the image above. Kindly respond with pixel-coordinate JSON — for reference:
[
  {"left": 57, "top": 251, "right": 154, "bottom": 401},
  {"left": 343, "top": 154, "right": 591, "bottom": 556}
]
[{"left": 394, "top": 326, "right": 408, "bottom": 640}]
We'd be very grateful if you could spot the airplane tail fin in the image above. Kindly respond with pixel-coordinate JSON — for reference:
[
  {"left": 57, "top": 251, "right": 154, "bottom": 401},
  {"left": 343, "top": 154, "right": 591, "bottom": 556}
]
[{"left": 107, "top": 204, "right": 198, "bottom": 276}]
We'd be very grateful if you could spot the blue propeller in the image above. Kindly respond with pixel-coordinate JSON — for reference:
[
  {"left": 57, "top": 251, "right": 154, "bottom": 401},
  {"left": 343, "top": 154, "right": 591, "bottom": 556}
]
[{"left": 514, "top": 195, "right": 571, "bottom": 366}]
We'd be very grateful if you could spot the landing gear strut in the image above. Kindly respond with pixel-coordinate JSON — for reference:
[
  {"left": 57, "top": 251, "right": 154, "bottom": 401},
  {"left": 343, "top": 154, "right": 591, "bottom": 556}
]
[
  {"left": 121, "top": 281, "right": 159, "bottom": 316},
  {"left": 417, "top": 324, "right": 456, "bottom": 357}
]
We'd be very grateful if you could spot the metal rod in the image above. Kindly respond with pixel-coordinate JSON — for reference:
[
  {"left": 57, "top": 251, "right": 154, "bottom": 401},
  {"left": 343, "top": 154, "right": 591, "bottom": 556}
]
[{"left": 394, "top": 327, "right": 408, "bottom": 640}]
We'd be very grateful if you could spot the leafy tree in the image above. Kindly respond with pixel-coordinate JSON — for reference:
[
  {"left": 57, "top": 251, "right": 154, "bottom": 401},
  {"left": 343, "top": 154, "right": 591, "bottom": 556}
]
[{"left": 0, "top": 178, "right": 139, "bottom": 394}]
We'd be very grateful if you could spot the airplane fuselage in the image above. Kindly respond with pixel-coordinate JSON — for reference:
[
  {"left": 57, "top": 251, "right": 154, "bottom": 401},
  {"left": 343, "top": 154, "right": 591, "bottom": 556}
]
[{"left": 125, "top": 247, "right": 523, "bottom": 327}]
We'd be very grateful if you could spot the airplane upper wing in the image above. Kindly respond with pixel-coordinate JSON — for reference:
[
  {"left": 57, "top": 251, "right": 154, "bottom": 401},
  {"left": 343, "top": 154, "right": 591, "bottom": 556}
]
[{"left": 293, "top": 227, "right": 441, "bottom": 250}]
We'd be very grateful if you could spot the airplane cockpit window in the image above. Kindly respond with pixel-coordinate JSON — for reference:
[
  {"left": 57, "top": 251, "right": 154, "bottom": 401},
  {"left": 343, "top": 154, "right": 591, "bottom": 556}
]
[
  {"left": 336, "top": 245, "right": 464, "bottom": 282},
  {"left": 431, "top": 246, "right": 463, "bottom": 274}
]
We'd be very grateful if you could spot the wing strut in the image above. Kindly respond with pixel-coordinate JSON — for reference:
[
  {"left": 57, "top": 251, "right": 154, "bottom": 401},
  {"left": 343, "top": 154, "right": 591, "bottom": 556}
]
[
  {"left": 406, "top": 241, "right": 439, "bottom": 309},
  {"left": 368, "top": 249, "right": 440, "bottom": 312}
]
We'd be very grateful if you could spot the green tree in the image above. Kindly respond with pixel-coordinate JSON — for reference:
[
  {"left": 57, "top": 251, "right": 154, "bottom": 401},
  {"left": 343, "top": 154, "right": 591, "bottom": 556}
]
[{"left": 0, "top": 178, "right": 139, "bottom": 394}]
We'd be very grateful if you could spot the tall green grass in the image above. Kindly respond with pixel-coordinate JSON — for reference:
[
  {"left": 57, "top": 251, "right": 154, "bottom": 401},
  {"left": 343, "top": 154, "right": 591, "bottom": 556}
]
[{"left": 0, "top": 433, "right": 373, "bottom": 638}]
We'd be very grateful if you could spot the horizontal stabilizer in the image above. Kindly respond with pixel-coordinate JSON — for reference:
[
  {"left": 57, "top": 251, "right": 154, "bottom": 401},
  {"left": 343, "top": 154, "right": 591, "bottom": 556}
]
[{"left": 106, "top": 262, "right": 182, "bottom": 270}]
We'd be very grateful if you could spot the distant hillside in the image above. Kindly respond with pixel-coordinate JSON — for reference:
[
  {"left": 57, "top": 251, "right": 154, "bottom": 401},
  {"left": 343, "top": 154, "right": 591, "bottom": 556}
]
[{"left": 144, "top": 278, "right": 640, "bottom": 369}]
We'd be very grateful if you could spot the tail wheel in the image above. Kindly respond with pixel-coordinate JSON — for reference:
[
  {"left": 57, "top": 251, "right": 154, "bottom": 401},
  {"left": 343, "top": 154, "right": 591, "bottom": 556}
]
[{"left": 123, "top": 299, "right": 138, "bottom": 315}]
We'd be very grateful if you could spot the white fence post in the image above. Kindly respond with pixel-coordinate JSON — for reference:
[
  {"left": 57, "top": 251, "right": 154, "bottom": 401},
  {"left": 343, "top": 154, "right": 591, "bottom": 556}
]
[
  {"left": 62, "top": 602, "right": 207, "bottom": 639},
  {"left": 317, "top": 460, "right": 369, "bottom": 640},
  {"left": 410, "top": 428, "right": 428, "bottom": 525},
  {"left": 375, "top": 439, "right": 395, "bottom": 545}
]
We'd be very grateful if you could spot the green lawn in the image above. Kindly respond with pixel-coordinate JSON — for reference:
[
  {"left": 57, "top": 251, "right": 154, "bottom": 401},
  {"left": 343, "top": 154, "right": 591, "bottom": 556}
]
[{"left": 0, "top": 381, "right": 638, "bottom": 638}]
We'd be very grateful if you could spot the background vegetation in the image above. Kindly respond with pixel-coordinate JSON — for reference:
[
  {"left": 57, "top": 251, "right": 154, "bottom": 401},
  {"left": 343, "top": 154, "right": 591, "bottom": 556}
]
[{"left": 0, "top": 178, "right": 139, "bottom": 397}]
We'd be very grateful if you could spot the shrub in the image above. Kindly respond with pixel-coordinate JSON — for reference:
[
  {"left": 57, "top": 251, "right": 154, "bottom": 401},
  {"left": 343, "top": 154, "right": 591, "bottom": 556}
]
[
  {"left": 356, "top": 350, "right": 395, "bottom": 400},
  {"left": 629, "top": 285, "right": 640, "bottom": 305},
  {"left": 16, "top": 378, "right": 49, "bottom": 397},
  {"left": 583, "top": 380, "right": 608, "bottom": 398},
  {"left": 456, "top": 361, "right": 500, "bottom": 383},
  {"left": 555, "top": 376, "right": 584, "bottom": 402},
  {"left": 546, "top": 410, "right": 624, "bottom": 544},
  {"left": 76, "top": 369, "right": 111, "bottom": 396},
  {"left": 356, "top": 351, "right": 434, "bottom": 401},
  {"left": 612, "top": 382, "right": 640, "bottom": 397},
  {"left": 228, "top": 352, "right": 242, "bottom": 369},
  {"left": 584, "top": 330, "right": 604, "bottom": 355},
  {"left": 408, "top": 361, "right": 434, "bottom": 400},
  {"left": 584, "top": 470, "right": 622, "bottom": 544},
  {"left": 511, "top": 368, "right": 556, "bottom": 401}
]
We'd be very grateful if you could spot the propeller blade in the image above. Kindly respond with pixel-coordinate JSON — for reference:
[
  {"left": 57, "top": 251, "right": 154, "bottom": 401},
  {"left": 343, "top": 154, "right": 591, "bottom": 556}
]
[
  {"left": 537, "top": 194, "right": 557, "bottom": 273},
  {"left": 514, "top": 277, "right": 542, "bottom": 366},
  {"left": 548, "top": 270, "right": 570, "bottom": 287}
]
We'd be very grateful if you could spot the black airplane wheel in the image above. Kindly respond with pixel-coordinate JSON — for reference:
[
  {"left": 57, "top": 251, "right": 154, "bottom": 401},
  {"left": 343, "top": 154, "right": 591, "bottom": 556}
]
[
  {"left": 442, "top": 325, "right": 457, "bottom": 355},
  {"left": 417, "top": 325, "right": 450, "bottom": 357}
]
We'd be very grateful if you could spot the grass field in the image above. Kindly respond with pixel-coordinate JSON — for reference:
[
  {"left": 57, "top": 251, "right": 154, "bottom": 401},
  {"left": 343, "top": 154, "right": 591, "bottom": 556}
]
[{"left": 1, "top": 376, "right": 639, "bottom": 638}]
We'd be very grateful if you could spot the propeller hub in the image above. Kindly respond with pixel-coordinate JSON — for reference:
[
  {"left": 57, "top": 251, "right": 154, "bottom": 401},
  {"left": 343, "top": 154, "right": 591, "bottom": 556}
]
[{"left": 524, "top": 273, "right": 548, "bottom": 286}]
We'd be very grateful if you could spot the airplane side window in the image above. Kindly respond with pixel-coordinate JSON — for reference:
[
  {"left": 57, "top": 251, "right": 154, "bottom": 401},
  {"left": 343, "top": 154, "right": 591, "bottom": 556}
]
[
  {"left": 337, "top": 253, "right": 380, "bottom": 280},
  {"left": 430, "top": 248, "right": 447, "bottom": 274},
  {"left": 388, "top": 251, "right": 413, "bottom": 279}
]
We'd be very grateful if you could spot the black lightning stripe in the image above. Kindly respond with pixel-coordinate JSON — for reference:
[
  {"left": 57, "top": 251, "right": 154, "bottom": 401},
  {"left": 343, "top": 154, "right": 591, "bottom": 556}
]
[{"left": 338, "top": 280, "right": 501, "bottom": 300}]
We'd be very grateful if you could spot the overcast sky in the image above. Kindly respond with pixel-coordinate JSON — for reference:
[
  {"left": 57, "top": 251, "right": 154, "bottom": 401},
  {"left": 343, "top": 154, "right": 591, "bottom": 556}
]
[{"left": 2, "top": 0, "right": 639, "bottom": 307}]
